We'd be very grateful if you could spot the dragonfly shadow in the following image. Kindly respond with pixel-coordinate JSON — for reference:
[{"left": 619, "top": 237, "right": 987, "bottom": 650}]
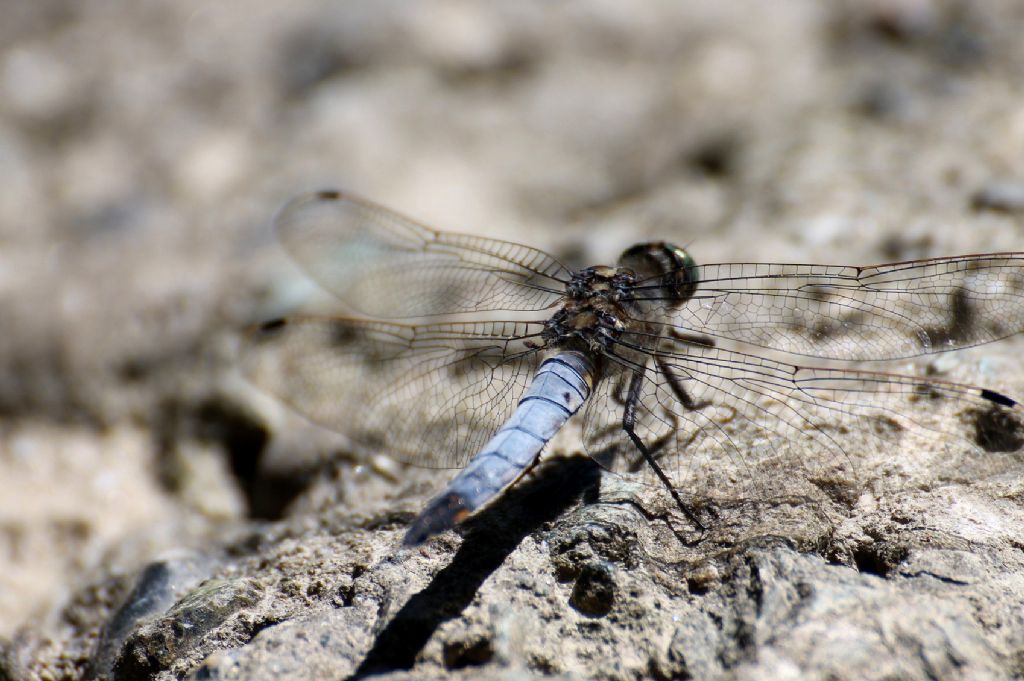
[{"left": 349, "top": 455, "right": 602, "bottom": 679}]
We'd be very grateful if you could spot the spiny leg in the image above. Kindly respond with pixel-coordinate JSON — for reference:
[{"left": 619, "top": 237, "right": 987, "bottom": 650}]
[
  {"left": 655, "top": 355, "right": 709, "bottom": 411},
  {"left": 622, "top": 367, "right": 706, "bottom": 532},
  {"left": 625, "top": 427, "right": 676, "bottom": 473},
  {"left": 622, "top": 356, "right": 708, "bottom": 471}
]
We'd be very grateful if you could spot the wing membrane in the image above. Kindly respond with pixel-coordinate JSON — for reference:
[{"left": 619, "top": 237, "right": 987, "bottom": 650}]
[
  {"left": 241, "top": 317, "right": 545, "bottom": 468},
  {"left": 583, "top": 334, "right": 1021, "bottom": 512},
  {"left": 635, "top": 254, "right": 1024, "bottom": 361},
  {"left": 274, "top": 191, "right": 569, "bottom": 318}
]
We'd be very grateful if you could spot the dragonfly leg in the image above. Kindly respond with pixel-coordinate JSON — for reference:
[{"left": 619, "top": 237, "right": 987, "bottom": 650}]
[
  {"left": 655, "top": 356, "right": 709, "bottom": 411},
  {"left": 622, "top": 369, "right": 706, "bottom": 532},
  {"left": 606, "top": 371, "right": 631, "bottom": 408},
  {"left": 668, "top": 329, "right": 716, "bottom": 348},
  {"left": 625, "top": 427, "right": 676, "bottom": 473}
]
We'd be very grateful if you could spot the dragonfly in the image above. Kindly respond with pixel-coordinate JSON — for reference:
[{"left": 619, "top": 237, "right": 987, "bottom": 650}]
[{"left": 242, "top": 190, "right": 1024, "bottom": 546}]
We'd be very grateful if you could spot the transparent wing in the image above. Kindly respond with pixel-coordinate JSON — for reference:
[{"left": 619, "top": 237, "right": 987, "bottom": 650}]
[
  {"left": 634, "top": 254, "right": 1024, "bottom": 361},
  {"left": 582, "top": 334, "right": 1022, "bottom": 512},
  {"left": 241, "top": 317, "right": 546, "bottom": 468},
  {"left": 273, "top": 191, "right": 570, "bottom": 318}
]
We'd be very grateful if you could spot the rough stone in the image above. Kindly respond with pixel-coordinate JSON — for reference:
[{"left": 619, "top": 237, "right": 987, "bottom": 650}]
[{"left": 2, "top": 2, "right": 1024, "bottom": 680}]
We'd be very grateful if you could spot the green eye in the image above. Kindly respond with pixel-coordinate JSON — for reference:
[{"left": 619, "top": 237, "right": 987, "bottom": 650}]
[{"left": 667, "top": 245, "right": 698, "bottom": 302}]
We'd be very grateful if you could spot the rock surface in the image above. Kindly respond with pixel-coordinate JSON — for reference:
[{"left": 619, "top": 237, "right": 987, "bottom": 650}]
[{"left": 2, "top": 1, "right": 1024, "bottom": 680}]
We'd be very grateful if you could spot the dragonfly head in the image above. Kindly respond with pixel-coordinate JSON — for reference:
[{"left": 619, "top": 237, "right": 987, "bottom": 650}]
[{"left": 618, "top": 242, "right": 699, "bottom": 305}]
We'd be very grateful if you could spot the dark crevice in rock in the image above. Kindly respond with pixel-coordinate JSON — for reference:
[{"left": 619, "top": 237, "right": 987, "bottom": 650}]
[
  {"left": 568, "top": 561, "right": 617, "bottom": 617},
  {"left": 443, "top": 638, "right": 495, "bottom": 670},
  {"left": 851, "top": 542, "right": 908, "bottom": 577},
  {"left": 969, "top": 404, "right": 1024, "bottom": 453},
  {"left": 156, "top": 395, "right": 314, "bottom": 520}
]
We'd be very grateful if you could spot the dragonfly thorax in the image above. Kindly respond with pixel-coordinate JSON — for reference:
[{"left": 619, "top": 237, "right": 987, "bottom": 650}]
[
  {"left": 544, "top": 266, "right": 641, "bottom": 353},
  {"left": 565, "top": 265, "right": 637, "bottom": 301}
]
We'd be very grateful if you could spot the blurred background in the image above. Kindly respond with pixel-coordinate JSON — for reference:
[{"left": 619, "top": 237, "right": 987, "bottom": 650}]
[{"left": 1, "top": 0, "right": 1023, "bottom": 670}]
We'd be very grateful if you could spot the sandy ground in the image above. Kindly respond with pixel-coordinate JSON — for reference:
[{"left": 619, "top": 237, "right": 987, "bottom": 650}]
[{"left": 2, "top": 1, "right": 1024, "bottom": 679}]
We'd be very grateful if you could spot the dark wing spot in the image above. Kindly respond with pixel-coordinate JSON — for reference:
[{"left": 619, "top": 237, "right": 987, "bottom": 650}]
[
  {"left": 315, "top": 189, "right": 341, "bottom": 200},
  {"left": 980, "top": 388, "right": 1017, "bottom": 408}
]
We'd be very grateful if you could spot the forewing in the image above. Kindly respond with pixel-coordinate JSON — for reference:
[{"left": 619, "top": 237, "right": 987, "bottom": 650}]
[
  {"left": 273, "top": 191, "right": 570, "bottom": 318},
  {"left": 583, "top": 336, "right": 1023, "bottom": 512},
  {"left": 241, "top": 317, "right": 545, "bottom": 468},
  {"left": 636, "top": 254, "right": 1024, "bottom": 361}
]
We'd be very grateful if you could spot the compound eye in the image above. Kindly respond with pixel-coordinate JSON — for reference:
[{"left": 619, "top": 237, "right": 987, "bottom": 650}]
[
  {"left": 618, "top": 242, "right": 699, "bottom": 304},
  {"left": 669, "top": 245, "right": 699, "bottom": 301}
]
